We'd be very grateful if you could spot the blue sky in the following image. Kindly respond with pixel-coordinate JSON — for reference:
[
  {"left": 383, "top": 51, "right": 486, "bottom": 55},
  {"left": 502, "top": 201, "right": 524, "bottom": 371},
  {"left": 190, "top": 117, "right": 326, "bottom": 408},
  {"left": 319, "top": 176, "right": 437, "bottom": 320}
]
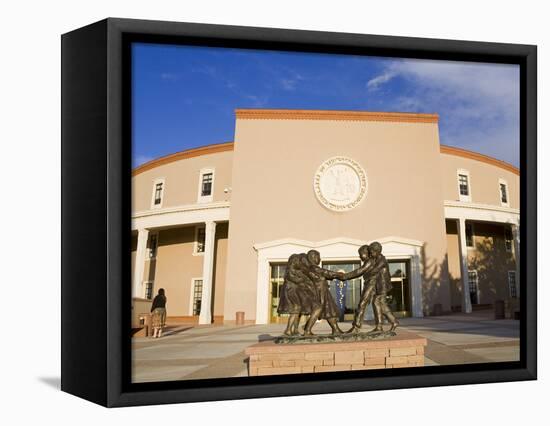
[{"left": 132, "top": 43, "right": 519, "bottom": 168}]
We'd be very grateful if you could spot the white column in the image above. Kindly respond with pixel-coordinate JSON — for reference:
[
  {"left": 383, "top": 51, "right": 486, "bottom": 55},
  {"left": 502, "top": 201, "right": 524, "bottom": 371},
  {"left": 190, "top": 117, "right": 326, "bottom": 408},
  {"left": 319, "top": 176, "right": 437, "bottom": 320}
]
[
  {"left": 512, "top": 223, "right": 520, "bottom": 297},
  {"left": 199, "top": 221, "right": 217, "bottom": 325},
  {"left": 133, "top": 228, "right": 149, "bottom": 298},
  {"left": 457, "top": 218, "right": 472, "bottom": 313}
]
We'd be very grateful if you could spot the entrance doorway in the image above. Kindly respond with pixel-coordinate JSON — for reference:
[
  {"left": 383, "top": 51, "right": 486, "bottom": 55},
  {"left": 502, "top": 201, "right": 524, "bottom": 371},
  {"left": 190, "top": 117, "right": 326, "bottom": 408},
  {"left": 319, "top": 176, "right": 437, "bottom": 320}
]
[
  {"left": 268, "top": 258, "right": 412, "bottom": 324},
  {"left": 268, "top": 261, "right": 363, "bottom": 324},
  {"left": 387, "top": 260, "right": 411, "bottom": 317},
  {"left": 269, "top": 263, "right": 287, "bottom": 323}
]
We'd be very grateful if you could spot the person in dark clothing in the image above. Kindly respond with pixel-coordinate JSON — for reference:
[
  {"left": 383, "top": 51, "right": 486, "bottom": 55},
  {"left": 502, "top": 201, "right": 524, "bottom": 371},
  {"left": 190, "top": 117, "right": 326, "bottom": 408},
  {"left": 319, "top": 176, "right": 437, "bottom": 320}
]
[{"left": 150, "top": 288, "right": 167, "bottom": 338}]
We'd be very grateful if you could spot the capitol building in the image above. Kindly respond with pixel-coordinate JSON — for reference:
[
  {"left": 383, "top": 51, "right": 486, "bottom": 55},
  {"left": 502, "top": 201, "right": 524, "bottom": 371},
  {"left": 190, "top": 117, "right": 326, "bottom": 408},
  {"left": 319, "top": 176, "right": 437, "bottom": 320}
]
[{"left": 131, "top": 109, "right": 520, "bottom": 327}]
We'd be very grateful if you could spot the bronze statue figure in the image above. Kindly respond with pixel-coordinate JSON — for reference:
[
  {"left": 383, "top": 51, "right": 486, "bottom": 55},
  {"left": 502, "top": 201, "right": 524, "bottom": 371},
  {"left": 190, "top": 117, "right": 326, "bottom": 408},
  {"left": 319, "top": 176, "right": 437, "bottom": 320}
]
[
  {"left": 277, "top": 242, "right": 398, "bottom": 342},
  {"left": 277, "top": 251, "right": 343, "bottom": 336},
  {"left": 303, "top": 250, "right": 344, "bottom": 336},
  {"left": 341, "top": 242, "right": 399, "bottom": 334},
  {"left": 277, "top": 253, "right": 318, "bottom": 336}
]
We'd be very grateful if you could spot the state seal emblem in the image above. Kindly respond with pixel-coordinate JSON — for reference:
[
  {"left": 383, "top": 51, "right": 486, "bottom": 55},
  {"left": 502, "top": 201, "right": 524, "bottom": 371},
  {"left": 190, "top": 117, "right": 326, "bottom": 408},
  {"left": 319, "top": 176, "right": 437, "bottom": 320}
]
[{"left": 313, "top": 156, "right": 367, "bottom": 212}]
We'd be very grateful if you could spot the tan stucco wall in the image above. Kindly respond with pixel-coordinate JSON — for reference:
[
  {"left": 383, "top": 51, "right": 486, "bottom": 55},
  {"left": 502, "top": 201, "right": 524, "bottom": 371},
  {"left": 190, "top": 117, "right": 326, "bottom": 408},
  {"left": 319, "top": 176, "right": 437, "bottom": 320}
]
[
  {"left": 224, "top": 118, "right": 452, "bottom": 321},
  {"left": 466, "top": 222, "right": 517, "bottom": 305},
  {"left": 149, "top": 227, "right": 203, "bottom": 316},
  {"left": 132, "top": 150, "right": 233, "bottom": 212},
  {"left": 440, "top": 153, "right": 519, "bottom": 208}
]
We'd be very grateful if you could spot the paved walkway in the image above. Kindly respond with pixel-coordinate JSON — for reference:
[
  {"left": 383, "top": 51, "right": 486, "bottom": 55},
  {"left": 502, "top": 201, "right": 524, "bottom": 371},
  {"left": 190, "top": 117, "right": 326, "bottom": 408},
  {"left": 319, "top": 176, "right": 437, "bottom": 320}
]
[{"left": 132, "top": 311, "right": 519, "bottom": 383}]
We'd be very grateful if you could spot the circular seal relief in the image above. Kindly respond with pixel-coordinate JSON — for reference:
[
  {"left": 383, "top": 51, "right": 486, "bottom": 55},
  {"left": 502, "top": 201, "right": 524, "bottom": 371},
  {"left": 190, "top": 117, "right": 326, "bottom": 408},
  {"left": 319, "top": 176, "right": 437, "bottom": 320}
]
[{"left": 313, "top": 156, "right": 367, "bottom": 212}]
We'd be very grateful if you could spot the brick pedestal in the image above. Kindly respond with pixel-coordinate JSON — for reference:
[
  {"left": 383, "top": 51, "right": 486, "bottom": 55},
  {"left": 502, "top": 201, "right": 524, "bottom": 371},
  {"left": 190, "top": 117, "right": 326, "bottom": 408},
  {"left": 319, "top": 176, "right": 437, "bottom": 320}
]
[{"left": 245, "top": 331, "right": 427, "bottom": 376}]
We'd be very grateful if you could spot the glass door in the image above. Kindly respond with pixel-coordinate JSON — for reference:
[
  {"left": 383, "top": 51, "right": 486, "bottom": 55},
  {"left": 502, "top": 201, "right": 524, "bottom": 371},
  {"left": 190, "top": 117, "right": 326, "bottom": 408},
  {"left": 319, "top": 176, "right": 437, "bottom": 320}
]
[
  {"left": 387, "top": 260, "right": 411, "bottom": 317},
  {"left": 269, "top": 263, "right": 287, "bottom": 323},
  {"left": 323, "top": 262, "right": 361, "bottom": 321}
]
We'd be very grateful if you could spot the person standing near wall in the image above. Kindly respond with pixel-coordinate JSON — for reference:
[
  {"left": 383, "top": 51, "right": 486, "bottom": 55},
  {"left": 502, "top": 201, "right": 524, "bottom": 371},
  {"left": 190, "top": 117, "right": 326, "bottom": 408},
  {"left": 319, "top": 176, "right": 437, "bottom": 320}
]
[{"left": 150, "top": 288, "right": 167, "bottom": 338}]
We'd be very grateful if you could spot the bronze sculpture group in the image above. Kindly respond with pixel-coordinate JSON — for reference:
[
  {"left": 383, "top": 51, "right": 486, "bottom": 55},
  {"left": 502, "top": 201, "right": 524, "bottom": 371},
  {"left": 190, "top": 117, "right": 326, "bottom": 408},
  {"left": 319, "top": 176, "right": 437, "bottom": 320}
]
[{"left": 277, "top": 242, "right": 399, "bottom": 337}]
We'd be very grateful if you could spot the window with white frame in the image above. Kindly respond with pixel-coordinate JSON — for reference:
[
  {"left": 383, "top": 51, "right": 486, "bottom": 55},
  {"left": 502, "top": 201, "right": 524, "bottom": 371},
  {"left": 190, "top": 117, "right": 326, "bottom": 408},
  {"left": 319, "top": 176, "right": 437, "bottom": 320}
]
[
  {"left": 197, "top": 168, "right": 215, "bottom": 203},
  {"left": 499, "top": 179, "right": 509, "bottom": 206},
  {"left": 151, "top": 178, "right": 165, "bottom": 208},
  {"left": 465, "top": 222, "right": 474, "bottom": 248},
  {"left": 468, "top": 270, "right": 479, "bottom": 305},
  {"left": 148, "top": 233, "right": 158, "bottom": 259},
  {"left": 508, "top": 271, "right": 517, "bottom": 298},
  {"left": 457, "top": 170, "right": 471, "bottom": 202},
  {"left": 504, "top": 226, "right": 513, "bottom": 252},
  {"left": 194, "top": 226, "right": 206, "bottom": 254},
  {"left": 192, "top": 279, "right": 204, "bottom": 315}
]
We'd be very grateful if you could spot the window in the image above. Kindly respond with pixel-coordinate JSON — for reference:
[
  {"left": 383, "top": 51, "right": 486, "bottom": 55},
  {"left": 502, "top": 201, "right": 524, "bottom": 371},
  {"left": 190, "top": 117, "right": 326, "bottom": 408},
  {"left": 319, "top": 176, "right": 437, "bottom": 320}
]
[
  {"left": 505, "top": 226, "right": 513, "bottom": 252},
  {"left": 499, "top": 179, "right": 509, "bottom": 206},
  {"left": 148, "top": 233, "right": 158, "bottom": 259},
  {"left": 468, "top": 270, "right": 479, "bottom": 305},
  {"left": 201, "top": 173, "right": 213, "bottom": 196},
  {"left": 500, "top": 183, "right": 508, "bottom": 204},
  {"left": 459, "top": 174, "right": 469, "bottom": 196},
  {"left": 154, "top": 183, "right": 163, "bottom": 204},
  {"left": 508, "top": 271, "right": 517, "bottom": 298},
  {"left": 457, "top": 169, "right": 471, "bottom": 202},
  {"left": 194, "top": 226, "right": 206, "bottom": 254},
  {"left": 197, "top": 168, "right": 215, "bottom": 203},
  {"left": 144, "top": 281, "right": 154, "bottom": 300},
  {"left": 465, "top": 222, "right": 474, "bottom": 247},
  {"left": 150, "top": 178, "right": 165, "bottom": 208},
  {"left": 192, "top": 279, "right": 203, "bottom": 315}
]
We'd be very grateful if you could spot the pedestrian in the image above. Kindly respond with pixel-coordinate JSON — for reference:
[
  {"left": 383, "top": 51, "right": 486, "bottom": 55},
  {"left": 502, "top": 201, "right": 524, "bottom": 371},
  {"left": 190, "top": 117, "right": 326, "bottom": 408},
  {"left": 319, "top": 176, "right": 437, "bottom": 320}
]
[{"left": 150, "top": 288, "right": 167, "bottom": 338}]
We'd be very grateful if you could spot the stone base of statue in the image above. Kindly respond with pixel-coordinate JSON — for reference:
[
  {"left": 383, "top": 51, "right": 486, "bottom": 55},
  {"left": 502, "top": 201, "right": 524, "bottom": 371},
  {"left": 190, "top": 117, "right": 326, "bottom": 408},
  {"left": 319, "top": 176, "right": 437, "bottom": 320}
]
[
  {"left": 245, "top": 331, "right": 427, "bottom": 376},
  {"left": 274, "top": 329, "right": 397, "bottom": 344}
]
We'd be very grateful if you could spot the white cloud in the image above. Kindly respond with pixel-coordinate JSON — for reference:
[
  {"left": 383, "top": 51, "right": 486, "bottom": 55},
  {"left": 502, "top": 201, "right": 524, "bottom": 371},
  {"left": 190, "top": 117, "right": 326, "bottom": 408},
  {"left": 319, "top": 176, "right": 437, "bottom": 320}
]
[
  {"left": 392, "top": 59, "right": 518, "bottom": 114},
  {"left": 366, "top": 70, "right": 397, "bottom": 91},
  {"left": 369, "top": 59, "right": 519, "bottom": 119},
  {"left": 367, "top": 58, "right": 520, "bottom": 165}
]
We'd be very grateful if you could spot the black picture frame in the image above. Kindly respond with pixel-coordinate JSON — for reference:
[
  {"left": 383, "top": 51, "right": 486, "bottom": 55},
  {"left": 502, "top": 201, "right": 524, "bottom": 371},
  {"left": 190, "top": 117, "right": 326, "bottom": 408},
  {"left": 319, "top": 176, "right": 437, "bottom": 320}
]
[{"left": 61, "top": 17, "right": 537, "bottom": 407}]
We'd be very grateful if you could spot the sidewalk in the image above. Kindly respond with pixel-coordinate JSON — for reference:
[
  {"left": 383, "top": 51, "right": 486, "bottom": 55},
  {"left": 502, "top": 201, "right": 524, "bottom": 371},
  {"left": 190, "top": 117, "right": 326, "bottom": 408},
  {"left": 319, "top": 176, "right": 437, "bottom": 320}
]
[{"left": 132, "top": 311, "right": 519, "bottom": 383}]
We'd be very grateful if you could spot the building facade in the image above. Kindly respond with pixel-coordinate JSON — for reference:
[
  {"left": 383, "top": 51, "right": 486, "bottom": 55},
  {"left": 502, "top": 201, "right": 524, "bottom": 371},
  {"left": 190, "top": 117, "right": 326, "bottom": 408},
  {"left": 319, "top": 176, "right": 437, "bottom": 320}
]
[{"left": 131, "top": 109, "right": 519, "bottom": 326}]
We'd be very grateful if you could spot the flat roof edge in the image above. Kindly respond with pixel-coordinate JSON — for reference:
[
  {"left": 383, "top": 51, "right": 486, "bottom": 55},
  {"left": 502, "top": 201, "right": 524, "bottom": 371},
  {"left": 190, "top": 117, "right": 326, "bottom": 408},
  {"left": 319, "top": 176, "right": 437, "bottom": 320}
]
[
  {"left": 132, "top": 142, "right": 234, "bottom": 176},
  {"left": 440, "top": 145, "right": 519, "bottom": 176},
  {"left": 235, "top": 108, "right": 439, "bottom": 123}
]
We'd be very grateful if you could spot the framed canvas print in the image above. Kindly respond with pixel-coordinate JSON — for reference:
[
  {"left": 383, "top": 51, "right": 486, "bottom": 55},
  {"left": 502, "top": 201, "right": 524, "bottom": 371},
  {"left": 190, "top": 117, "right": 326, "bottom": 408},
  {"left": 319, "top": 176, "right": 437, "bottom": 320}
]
[{"left": 61, "top": 18, "right": 537, "bottom": 407}]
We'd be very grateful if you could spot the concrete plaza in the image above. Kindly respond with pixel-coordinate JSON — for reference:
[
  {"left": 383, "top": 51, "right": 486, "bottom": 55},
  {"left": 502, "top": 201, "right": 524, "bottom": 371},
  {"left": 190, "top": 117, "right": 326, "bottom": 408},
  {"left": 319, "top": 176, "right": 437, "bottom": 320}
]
[{"left": 132, "top": 310, "right": 519, "bottom": 383}]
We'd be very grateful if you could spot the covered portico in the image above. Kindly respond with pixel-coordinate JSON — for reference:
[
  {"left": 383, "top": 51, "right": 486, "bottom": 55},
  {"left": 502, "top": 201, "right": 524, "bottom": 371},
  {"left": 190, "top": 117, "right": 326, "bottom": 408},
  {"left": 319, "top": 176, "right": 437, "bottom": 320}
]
[
  {"left": 444, "top": 200, "right": 520, "bottom": 314},
  {"left": 132, "top": 201, "right": 230, "bottom": 325}
]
